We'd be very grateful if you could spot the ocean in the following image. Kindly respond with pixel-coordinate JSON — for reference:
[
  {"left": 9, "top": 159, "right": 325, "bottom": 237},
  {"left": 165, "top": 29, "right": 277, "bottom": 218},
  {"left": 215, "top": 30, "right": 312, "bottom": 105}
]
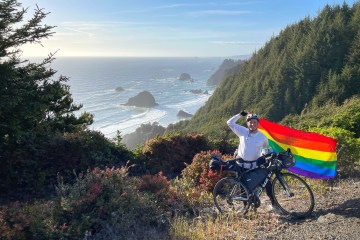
[{"left": 47, "top": 57, "right": 224, "bottom": 138}]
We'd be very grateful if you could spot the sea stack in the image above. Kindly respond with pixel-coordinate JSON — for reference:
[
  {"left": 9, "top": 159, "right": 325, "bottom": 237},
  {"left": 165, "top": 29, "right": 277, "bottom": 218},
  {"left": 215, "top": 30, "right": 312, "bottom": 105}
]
[
  {"left": 179, "top": 73, "right": 193, "bottom": 82},
  {"left": 177, "top": 110, "right": 193, "bottom": 118},
  {"left": 124, "top": 91, "right": 158, "bottom": 108},
  {"left": 115, "top": 86, "right": 124, "bottom": 92}
]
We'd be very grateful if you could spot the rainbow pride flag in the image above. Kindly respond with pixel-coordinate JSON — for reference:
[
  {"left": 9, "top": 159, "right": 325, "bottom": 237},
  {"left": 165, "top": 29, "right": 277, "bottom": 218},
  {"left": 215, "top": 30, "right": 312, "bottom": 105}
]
[{"left": 258, "top": 118, "right": 337, "bottom": 179}]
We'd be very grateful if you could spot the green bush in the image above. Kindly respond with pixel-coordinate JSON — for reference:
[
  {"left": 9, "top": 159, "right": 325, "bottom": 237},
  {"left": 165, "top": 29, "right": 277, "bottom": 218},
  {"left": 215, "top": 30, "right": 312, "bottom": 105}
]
[
  {"left": 170, "top": 151, "right": 232, "bottom": 216},
  {"left": 0, "top": 166, "right": 170, "bottom": 239},
  {"left": 0, "top": 201, "right": 58, "bottom": 240},
  {"left": 131, "top": 133, "right": 211, "bottom": 178},
  {"left": 136, "top": 172, "right": 177, "bottom": 211},
  {"left": 54, "top": 166, "right": 169, "bottom": 239}
]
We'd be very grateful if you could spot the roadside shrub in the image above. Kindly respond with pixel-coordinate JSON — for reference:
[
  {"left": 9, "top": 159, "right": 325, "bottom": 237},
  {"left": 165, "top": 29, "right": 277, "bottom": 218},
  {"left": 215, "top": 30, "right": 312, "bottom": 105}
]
[
  {"left": 131, "top": 133, "right": 211, "bottom": 178},
  {"left": 181, "top": 151, "right": 232, "bottom": 191},
  {"left": 0, "top": 166, "right": 170, "bottom": 239},
  {"left": 136, "top": 172, "right": 177, "bottom": 210},
  {"left": 0, "top": 201, "right": 57, "bottom": 240},
  {"left": 54, "top": 166, "right": 169, "bottom": 239},
  {"left": 170, "top": 151, "right": 232, "bottom": 215},
  {"left": 171, "top": 177, "right": 213, "bottom": 217},
  {"left": 46, "top": 131, "right": 132, "bottom": 181}
]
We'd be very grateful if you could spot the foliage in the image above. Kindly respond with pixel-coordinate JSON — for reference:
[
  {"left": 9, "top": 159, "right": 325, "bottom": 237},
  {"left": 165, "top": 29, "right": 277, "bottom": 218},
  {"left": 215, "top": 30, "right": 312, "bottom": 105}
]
[
  {"left": 170, "top": 177, "right": 213, "bottom": 217},
  {"left": 332, "top": 96, "right": 360, "bottom": 138},
  {"left": 131, "top": 133, "right": 211, "bottom": 177},
  {"left": 0, "top": 0, "right": 93, "bottom": 142},
  {"left": 0, "top": 0, "right": 107, "bottom": 197},
  {"left": 181, "top": 151, "right": 229, "bottom": 192},
  {"left": 0, "top": 200, "right": 58, "bottom": 240},
  {"left": 136, "top": 172, "right": 178, "bottom": 211},
  {"left": 0, "top": 166, "right": 170, "bottom": 239},
  {"left": 0, "top": 129, "right": 133, "bottom": 197},
  {"left": 170, "top": 151, "right": 233, "bottom": 216},
  {"left": 54, "top": 166, "right": 169, "bottom": 239}
]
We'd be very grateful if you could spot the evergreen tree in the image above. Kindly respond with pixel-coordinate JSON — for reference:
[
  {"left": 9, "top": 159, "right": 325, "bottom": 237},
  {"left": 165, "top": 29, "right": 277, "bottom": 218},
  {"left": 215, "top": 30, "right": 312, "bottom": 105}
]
[{"left": 0, "top": 0, "right": 93, "bottom": 143}]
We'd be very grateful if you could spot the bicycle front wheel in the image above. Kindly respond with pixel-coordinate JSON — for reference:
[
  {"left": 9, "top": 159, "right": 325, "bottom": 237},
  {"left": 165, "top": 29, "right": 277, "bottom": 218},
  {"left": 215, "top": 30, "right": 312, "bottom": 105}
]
[
  {"left": 272, "top": 172, "right": 315, "bottom": 218},
  {"left": 213, "top": 177, "right": 250, "bottom": 214}
]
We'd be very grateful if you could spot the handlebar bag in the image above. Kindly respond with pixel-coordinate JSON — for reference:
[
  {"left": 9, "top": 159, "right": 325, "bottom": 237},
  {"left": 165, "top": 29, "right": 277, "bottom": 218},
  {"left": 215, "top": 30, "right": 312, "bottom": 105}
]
[
  {"left": 209, "top": 159, "right": 228, "bottom": 172},
  {"left": 277, "top": 151, "right": 295, "bottom": 168}
]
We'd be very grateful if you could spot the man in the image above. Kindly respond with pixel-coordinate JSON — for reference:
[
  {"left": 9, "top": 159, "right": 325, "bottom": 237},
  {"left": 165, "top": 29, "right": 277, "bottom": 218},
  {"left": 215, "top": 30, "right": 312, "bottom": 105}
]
[{"left": 227, "top": 110, "right": 278, "bottom": 212}]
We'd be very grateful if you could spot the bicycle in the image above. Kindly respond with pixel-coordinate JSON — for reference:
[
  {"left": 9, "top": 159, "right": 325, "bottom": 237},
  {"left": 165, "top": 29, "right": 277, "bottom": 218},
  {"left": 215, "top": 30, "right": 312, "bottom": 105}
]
[{"left": 210, "top": 148, "right": 315, "bottom": 219}]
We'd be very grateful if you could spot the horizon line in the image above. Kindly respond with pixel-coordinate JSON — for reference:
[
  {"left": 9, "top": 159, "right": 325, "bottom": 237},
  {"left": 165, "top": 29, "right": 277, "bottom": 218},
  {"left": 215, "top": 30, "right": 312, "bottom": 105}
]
[{"left": 23, "top": 55, "right": 251, "bottom": 59}]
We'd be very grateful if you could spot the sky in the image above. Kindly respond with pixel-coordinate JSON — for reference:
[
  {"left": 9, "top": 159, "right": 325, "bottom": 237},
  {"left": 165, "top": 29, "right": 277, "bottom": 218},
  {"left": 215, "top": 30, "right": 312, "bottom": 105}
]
[{"left": 19, "top": 0, "right": 358, "bottom": 57}]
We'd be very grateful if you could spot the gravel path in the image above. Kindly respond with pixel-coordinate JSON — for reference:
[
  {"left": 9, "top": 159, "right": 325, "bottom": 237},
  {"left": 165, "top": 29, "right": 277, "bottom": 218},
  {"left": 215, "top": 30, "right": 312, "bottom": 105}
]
[{"left": 253, "top": 179, "right": 360, "bottom": 240}]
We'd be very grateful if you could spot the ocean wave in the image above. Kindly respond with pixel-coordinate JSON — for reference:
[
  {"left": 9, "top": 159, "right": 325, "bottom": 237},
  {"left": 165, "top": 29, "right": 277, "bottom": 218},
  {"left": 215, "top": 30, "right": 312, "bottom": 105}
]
[
  {"left": 153, "top": 77, "right": 177, "bottom": 83},
  {"left": 93, "top": 108, "right": 167, "bottom": 137},
  {"left": 164, "top": 93, "right": 212, "bottom": 111}
]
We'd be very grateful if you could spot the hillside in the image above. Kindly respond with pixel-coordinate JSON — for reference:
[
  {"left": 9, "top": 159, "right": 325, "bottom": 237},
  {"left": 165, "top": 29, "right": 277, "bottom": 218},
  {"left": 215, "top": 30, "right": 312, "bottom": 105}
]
[
  {"left": 206, "top": 58, "right": 244, "bottom": 86},
  {"left": 176, "top": 2, "right": 360, "bottom": 136}
]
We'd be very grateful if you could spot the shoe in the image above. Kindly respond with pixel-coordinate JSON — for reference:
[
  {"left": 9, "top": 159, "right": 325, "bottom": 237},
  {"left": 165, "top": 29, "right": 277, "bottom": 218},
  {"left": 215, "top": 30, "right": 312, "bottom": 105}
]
[{"left": 267, "top": 204, "right": 283, "bottom": 214}]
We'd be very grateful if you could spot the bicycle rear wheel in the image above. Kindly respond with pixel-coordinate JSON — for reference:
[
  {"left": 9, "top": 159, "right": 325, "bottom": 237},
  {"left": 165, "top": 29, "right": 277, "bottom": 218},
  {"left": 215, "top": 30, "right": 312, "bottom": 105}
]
[
  {"left": 272, "top": 172, "right": 315, "bottom": 218},
  {"left": 213, "top": 177, "right": 250, "bottom": 214}
]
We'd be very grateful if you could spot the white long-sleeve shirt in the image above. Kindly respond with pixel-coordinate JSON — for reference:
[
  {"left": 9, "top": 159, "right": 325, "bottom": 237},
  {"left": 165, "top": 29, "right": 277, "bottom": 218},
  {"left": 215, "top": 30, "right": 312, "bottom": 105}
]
[{"left": 227, "top": 114, "right": 268, "bottom": 162}]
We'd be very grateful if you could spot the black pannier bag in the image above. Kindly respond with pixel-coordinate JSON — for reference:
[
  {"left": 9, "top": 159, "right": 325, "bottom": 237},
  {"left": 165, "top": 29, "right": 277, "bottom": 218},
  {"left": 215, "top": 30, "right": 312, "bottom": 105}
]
[{"left": 243, "top": 168, "right": 270, "bottom": 191}]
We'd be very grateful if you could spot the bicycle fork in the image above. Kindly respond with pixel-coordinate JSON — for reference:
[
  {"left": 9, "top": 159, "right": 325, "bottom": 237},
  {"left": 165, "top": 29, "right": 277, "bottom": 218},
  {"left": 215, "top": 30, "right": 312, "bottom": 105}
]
[{"left": 275, "top": 173, "right": 294, "bottom": 197}]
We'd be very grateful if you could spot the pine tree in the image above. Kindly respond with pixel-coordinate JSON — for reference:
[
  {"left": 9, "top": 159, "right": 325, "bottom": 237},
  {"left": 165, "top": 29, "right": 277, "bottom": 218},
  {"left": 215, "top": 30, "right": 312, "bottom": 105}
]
[{"left": 0, "top": 0, "right": 93, "bottom": 143}]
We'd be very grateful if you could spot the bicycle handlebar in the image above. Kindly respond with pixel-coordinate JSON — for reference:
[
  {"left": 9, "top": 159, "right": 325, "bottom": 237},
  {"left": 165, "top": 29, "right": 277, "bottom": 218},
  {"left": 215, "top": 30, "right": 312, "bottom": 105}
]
[{"left": 211, "top": 148, "right": 293, "bottom": 173}]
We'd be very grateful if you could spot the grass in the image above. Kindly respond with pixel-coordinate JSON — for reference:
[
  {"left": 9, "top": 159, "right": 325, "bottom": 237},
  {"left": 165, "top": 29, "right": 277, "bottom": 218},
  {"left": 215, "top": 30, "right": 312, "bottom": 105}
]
[{"left": 170, "top": 209, "right": 280, "bottom": 240}]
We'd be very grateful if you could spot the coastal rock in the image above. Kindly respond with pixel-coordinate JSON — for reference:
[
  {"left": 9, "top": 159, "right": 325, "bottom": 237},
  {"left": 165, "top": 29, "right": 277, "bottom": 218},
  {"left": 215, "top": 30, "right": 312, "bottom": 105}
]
[
  {"left": 188, "top": 89, "right": 209, "bottom": 94},
  {"left": 177, "top": 110, "right": 193, "bottom": 118},
  {"left": 179, "top": 73, "right": 194, "bottom": 82},
  {"left": 115, "top": 86, "right": 124, "bottom": 92},
  {"left": 124, "top": 91, "right": 158, "bottom": 108}
]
